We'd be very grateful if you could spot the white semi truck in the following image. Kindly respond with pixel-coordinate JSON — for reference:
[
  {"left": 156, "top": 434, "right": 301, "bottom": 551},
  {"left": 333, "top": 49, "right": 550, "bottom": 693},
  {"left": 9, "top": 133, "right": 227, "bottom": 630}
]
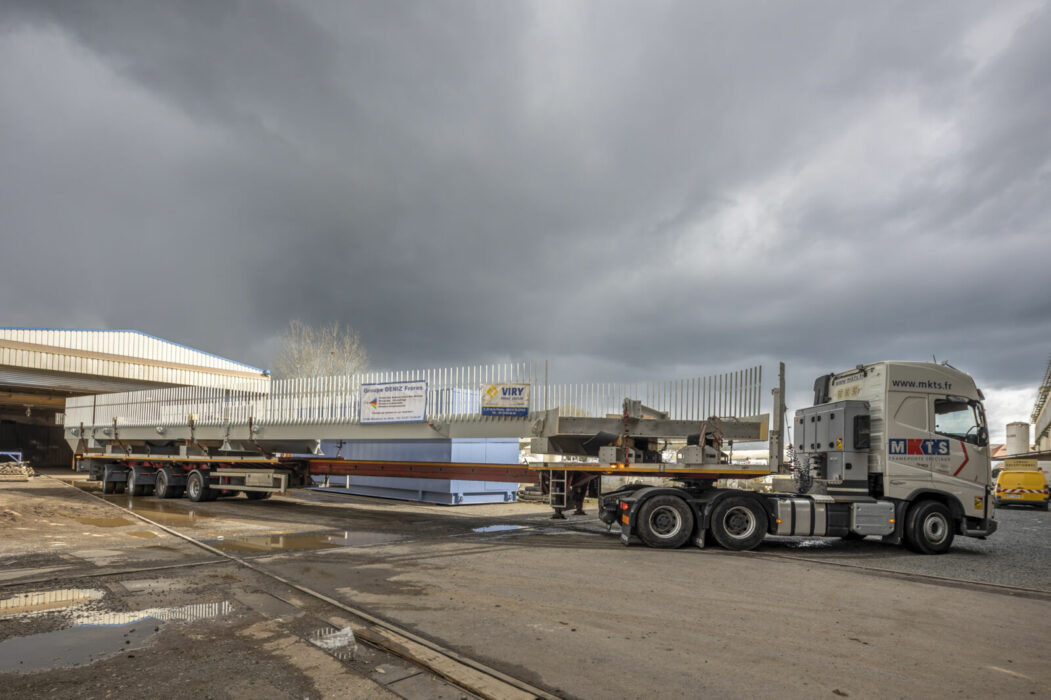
[{"left": 601, "top": 361, "right": 996, "bottom": 554}]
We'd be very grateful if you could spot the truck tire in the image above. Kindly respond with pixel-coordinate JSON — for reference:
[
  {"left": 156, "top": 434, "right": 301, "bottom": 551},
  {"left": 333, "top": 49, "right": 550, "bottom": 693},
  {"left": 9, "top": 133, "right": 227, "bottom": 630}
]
[
  {"left": 186, "top": 470, "right": 216, "bottom": 503},
  {"left": 710, "top": 496, "right": 768, "bottom": 551},
  {"left": 243, "top": 491, "right": 271, "bottom": 501},
  {"left": 102, "top": 479, "right": 116, "bottom": 494},
  {"left": 128, "top": 467, "right": 153, "bottom": 497},
  {"left": 904, "top": 500, "right": 954, "bottom": 554},
  {"left": 636, "top": 495, "right": 694, "bottom": 548},
  {"left": 155, "top": 468, "right": 177, "bottom": 499}
]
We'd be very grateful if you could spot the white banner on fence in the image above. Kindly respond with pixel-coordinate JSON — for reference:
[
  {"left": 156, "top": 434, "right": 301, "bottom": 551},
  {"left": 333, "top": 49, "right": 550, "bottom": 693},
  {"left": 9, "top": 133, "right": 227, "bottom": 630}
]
[
  {"left": 360, "top": 381, "right": 428, "bottom": 424},
  {"left": 481, "top": 383, "right": 530, "bottom": 417}
]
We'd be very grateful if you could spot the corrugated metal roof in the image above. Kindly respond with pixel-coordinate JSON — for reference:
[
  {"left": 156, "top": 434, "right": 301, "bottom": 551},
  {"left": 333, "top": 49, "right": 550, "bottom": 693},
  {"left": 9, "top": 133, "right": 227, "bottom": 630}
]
[
  {"left": 0, "top": 328, "right": 269, "bottom": 393},
  {"left": 0, "top": 328, "right": 263, "bottom": 373},
  {"left": 0, "top": 366, "right": 177, "bottom": 395}
]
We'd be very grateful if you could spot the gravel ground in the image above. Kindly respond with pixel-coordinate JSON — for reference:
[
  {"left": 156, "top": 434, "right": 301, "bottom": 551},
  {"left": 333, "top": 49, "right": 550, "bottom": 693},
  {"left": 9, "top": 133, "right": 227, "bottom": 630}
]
[
  {"left": 4, "top": 472, "right": 1048, "bottom": 699},
  {"left": 294, "top": 483, "right": 1051, "bottom": 591},
  {"left": 756, "top": 505, "right": 1051, "bottom": 591}
]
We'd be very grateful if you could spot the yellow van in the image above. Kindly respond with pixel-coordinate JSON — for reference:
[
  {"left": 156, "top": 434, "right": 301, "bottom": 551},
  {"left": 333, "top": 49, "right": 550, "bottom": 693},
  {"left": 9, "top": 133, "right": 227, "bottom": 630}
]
[{"left": 994, "top": 470, "right": 1049, "bottom": 510}]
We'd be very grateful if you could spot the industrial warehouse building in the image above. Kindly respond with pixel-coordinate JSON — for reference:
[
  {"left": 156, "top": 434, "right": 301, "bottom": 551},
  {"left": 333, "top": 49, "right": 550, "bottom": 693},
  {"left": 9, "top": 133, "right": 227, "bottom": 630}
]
[{"left": 0, "top": 328, "right": 269, "bottom": 466}]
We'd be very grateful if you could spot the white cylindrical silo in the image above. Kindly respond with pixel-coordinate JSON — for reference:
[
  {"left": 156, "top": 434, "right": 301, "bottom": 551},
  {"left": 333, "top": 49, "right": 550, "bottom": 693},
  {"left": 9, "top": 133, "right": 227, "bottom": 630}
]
[{"left": 1005, "top": 421, "right": 1030, "bottom": 456}]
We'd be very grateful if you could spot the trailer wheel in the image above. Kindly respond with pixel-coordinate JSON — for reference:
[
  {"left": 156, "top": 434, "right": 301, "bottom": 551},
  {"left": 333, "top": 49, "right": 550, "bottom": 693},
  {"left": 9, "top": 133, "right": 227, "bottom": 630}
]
[
  {"left": 904, "top": 500, "right": 954, "bottom": 554},
  {"left": 102, "top": 479, "right": 116, "bottom": 494},
  {"left": 186, "top": 470, "right": 216, "bottom": 503},
  {"left": 710, "top": 496, "right": 768, "bottom": 551},
  {"left": 243, "top": 491, "right": 271, "bottom": 501},
  {"left": 636, "top": 495, "right": 694, "bottom": 548},
  {"left": 128, "top": 467, "right": 153, "bottom": 497},
  {"left": 155, "top": 469, "right": 176, "bottom": 499}
]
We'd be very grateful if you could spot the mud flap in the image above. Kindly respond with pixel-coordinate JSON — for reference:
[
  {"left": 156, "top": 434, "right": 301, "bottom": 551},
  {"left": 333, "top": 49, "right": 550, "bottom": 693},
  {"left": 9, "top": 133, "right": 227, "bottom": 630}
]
[
  {"left": 103, "top": 465, "right": 128, "bottom": 483},
  {"left": 881, "top": 500, "right": 908, "bottom": 545}
]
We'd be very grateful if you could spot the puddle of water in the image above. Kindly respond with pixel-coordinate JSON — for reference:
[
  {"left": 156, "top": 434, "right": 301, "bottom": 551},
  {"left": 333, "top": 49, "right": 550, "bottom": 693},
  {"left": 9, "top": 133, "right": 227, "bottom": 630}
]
[
  {"left": 308, "top": 626, "right": 358, "bottom": 661},
  {"left": 70, "top": 516, "right": 134, "bottom": 528},
  {"left": 125, "top": 531, "right": 159, "bottom": 539},
  {"left": 0, "top": 589, "right": 105, "bottom": 618},
  {"left": 0, "top": 620, "right": 158, "bottom": 672},
  {"left": 211, "top": 531, "right": 401, "bottom": 553},
  {"left": 472, "top": 525, "right": 526, "bottom": 533},
  {"left": 98, "top": 495, "right": 217, "bottom": 528},
  {"left": 788, "top": 539, "right": 834, "bottom": 549},
  {"left": 324, "top": 531, "right": 403, "bottom": 547},
  {"left": 0, "top": 600, "right": 233, "bottom": 673},
  {"left": 74, "top": 600, "right": 233, "bottom": 626}
]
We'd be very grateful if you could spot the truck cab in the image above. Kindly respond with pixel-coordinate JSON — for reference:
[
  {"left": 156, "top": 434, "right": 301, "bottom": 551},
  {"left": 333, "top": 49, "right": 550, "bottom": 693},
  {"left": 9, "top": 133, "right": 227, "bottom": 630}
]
[
  {"left": 610, "top": 361, "right": 997, "bottom": 554},
  {"left": 796, "top": 361, "right": 995, "bottom": 551}
]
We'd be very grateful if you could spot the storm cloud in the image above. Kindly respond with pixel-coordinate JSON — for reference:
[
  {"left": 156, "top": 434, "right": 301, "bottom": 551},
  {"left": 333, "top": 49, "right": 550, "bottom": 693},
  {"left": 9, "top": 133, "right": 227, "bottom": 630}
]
[{"left": 1, "top": 1, "right": 1048, "bottom": 436}]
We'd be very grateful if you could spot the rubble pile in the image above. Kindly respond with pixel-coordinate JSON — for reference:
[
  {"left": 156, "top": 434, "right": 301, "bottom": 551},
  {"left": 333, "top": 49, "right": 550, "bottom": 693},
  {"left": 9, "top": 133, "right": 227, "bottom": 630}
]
[{"left": 0, "top": 462, "right": 34, "bottom": 482}]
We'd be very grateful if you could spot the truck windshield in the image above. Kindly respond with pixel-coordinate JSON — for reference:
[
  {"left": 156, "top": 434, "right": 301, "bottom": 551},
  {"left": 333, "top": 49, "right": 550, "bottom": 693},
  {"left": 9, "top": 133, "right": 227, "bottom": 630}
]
[{"left": 934, "top": 399, "right": 985, "bottom": 446}]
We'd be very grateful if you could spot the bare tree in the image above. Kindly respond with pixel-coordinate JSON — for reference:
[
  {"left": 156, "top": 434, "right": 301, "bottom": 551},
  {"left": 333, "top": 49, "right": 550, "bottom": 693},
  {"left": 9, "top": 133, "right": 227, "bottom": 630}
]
[{"left": 271, "top": 320, "right": 369, "bottom": 379}]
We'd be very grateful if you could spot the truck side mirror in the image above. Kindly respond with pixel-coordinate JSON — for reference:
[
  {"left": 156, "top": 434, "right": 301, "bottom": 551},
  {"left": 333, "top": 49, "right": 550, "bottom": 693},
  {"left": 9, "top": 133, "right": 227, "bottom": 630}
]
[{"left": 977, "top": 426, "right": 988, "bottom": 447}]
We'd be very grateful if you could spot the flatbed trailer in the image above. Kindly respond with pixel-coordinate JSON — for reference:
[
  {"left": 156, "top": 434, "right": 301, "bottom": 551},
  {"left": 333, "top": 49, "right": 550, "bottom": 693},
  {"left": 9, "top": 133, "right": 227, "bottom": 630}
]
[
  {"left": 73, "top": 451, "right": 765, "bottom": 505},
  {"left": 66, "top": 360, "right": 998, "bottom": 553}
]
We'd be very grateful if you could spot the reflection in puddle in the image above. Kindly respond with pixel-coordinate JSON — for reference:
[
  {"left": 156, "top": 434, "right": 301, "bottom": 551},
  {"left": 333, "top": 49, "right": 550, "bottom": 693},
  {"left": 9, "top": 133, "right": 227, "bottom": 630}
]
[
  {"left": 73, "top": 600, "right": 233, "bottom": 626},
  {"left": 788, "top": 539, "right": 834, "bottom": 549},
  {"left": 0, "top": 589, "right": 105, "bottom": 618},
  {"left": 472, "top": 525, "right": 526, "bottom": 533},
  {"left": 0, "top": 600, "right": 233, "bottom": 673},
  {"left": 211, "top": 531, "right": 402, "bottom": 553},
  {"left": 97, "top": 495, "right": 217, "bottom": 527},
  {"left": 308, "top": 626, "right": 358, "bottom": 661}
]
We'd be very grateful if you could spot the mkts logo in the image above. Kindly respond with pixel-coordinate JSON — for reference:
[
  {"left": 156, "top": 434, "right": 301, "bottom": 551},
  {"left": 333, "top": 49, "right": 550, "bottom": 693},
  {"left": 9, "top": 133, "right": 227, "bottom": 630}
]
[{"left": 889, "top": 439, "right": 950, "bottom": 456}]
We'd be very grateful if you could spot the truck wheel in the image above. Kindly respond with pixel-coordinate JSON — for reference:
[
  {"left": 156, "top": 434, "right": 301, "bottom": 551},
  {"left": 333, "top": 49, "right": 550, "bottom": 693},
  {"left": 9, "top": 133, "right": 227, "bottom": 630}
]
[
  {"left": 155, "top": 469, "right": 175, "bottom": 499},
  {"left": 186, "top": 470, "right": 215, "bottom": 503},
  {"left": 710, "top": 496, "right": 768, "bottom": 551},
  {"left": 243, "top": 491, "right": 271, "bottom": 501},
  {"left": 636, "top": 495, "right": 694, "bottom": 548},
  {"left": 128, "top": 467, "right": 153, "bottom": 497},
  {"left": 904, "top": 500, "right": 954, "bottom": 554},
  {"left": 102, "top": 480, "right": 116, "bottom": 494}
]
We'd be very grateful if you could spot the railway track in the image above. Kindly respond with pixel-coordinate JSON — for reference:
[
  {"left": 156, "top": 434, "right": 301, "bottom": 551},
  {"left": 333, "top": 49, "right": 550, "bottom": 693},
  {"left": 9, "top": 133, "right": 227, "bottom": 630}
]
[{"left": 43, "top": 477, "right": 559, "bottom": 700}]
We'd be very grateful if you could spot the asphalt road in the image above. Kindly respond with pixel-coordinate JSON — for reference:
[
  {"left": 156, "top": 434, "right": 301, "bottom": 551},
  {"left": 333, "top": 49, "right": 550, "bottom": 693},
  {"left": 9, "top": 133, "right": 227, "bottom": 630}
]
[
  {"left": 755, "top": 505, "right": 1051, "bottom": 591},
  {"left": 3, "top": 476, "right": 1049, "bottom": 700}
]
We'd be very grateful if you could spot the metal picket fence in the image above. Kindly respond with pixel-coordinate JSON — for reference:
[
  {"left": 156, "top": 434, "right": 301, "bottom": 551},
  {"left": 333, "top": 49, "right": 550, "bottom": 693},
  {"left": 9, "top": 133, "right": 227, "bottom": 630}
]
[{"left": 64, "top": 361, "right": 762, "bottom": 430}]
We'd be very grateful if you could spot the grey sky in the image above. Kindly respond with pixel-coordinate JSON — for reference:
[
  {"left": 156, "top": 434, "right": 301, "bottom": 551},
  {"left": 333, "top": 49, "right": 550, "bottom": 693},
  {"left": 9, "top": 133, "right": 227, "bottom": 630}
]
[{"left": 1, "top": 1, "right": 1048, "bottom": 437}]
